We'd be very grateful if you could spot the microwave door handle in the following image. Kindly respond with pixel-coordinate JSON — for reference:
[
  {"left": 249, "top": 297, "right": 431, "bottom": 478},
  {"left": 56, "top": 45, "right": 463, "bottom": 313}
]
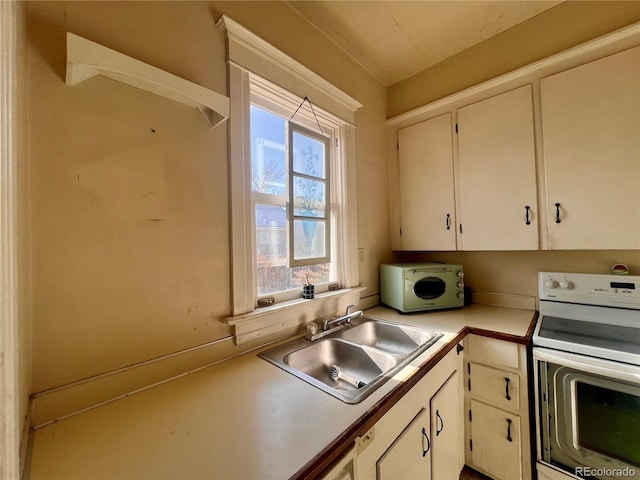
[{"left": 412, "top": 269, "right": 450, "bottom": 274}]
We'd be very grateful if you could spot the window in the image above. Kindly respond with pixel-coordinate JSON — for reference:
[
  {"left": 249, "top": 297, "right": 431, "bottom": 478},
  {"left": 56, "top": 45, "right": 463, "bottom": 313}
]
[
  {"left": 219, "top": 15, "right": 362, "bottom": 328},
  {"left": 252, "top": 106, "right": 333, "bottom": 298},
  {"left": 249, "top": 79, "right": 342, "bottom": 304}
]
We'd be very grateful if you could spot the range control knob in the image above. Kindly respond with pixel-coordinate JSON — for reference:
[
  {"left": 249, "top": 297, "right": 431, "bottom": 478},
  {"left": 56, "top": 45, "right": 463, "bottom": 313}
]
[
  {"left": 545, "top": 278, "right": 559, "bottom": 289},
  {"left": 456, "top": 271, "right": 464, "bottom": 279},
  {"left": 559, "top": 278, "right": 574, "bottom": 290}
]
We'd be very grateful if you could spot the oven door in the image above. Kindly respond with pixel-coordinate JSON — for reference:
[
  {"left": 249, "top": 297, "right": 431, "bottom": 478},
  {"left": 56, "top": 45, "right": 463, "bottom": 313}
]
[{"left": 535, "top": 348, "right": 640, "bottom": 479}]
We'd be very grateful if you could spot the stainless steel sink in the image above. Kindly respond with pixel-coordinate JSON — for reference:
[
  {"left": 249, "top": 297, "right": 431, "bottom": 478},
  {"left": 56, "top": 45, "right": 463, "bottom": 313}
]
[
  {"left": 259, "top": 317, "right": 443, "bottom": 403},
  {"left": 339, "top": 320, "right": 441, "bottom": 356}
]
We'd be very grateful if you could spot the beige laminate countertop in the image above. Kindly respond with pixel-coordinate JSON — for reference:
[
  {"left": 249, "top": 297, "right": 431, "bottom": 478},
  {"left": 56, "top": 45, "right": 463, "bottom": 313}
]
[{"left": 28, "top": 304, "right": 537, "bottom": 480}]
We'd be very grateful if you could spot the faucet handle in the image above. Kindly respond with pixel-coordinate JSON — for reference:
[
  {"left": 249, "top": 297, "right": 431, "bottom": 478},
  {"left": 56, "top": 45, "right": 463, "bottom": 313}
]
[{"left": 345, "top": 304, "right": 356, "bottom": 315}]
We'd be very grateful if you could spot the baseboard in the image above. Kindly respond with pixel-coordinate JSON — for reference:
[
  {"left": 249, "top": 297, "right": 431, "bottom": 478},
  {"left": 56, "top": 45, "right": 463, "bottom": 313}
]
[
  {"left": 31, "top": 335, "right": 258, "bottom": 428},
  {"left": 31, "top": 291, "right": 381, "bottom": 428}
]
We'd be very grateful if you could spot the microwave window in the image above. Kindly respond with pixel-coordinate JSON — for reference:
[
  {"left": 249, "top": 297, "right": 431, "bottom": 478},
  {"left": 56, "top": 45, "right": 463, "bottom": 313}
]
[{"left": 414, "top": 277, "right": 447, "bottom": 299}]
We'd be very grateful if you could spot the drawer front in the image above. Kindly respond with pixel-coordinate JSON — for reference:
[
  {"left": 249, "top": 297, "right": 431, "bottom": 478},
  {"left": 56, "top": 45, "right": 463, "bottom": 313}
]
[
  {"left": 467, "top": 335, "right": 519, "bottom": 370},
  {"left": 468, "top": 362, "right": 520, "bottom": 410}
]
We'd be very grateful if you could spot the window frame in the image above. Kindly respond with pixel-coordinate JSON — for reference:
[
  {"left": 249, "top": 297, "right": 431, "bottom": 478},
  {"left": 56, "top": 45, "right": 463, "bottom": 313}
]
[
  {"left": 248, "top": 76, "right": 344, "bottom": 305},
  {"left": 288, "top": 122, "right": 331, "bottom": 268},
  {"left": 219, "top": 15, "right": 362, "bottom": 341}
]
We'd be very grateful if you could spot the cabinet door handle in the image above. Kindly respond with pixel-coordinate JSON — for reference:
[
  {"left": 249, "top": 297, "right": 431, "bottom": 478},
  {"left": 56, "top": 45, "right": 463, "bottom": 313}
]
[
  {"left": 446, "top": 213, "right": 451, "bottom": 230},
  {"left": 436, "top": 410, "right": 444, "bottom": 436},
  {"left": 554, "top": 203, "right": 562, "bottom": 223},
  {"left": 421, "top": 427, "right": 431, "bottom": 457},
  {"left": 505, "top": 377, "right": 512, "bottom": 401},
  {"left": 525, "top": 205, "right": 531, "bottom": 225},
  {"left": 507, "top": 418, "right": 513, "bottom": 442}
]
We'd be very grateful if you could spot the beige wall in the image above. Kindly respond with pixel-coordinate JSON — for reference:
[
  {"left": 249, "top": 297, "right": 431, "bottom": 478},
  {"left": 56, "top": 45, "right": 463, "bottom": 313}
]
[
  {"left": 26, "top": 1, "right": 389, "bottom": 394},
  {"left": 396, "top": 250, "right": 640, "bottom": 300},
  {"left": 388, "top": 1, "right": 640, "bottom": 117}
]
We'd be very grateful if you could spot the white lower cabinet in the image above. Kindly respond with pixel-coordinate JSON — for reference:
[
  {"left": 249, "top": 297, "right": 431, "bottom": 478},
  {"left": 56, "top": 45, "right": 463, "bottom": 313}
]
[
  {"left": 464, "top": 335, "right": 532, "bottom": 480},
  {"left": 429, "top": 371, "right": 462, "bottom": 480},
  {"left": 469, "top": 400, "right": 522, "bottom": 480},
  {"left": 356, "top": 346, "right": 464, "bottom": 480},
  {"left": 376, "top": 407, "right": 431, "bottom": 479}
]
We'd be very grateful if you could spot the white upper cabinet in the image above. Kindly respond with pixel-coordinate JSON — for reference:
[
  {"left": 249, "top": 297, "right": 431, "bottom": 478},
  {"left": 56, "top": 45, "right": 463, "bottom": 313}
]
[
  {"left": 540, "top": 46, "right": 640, "bottom": 249},
  {"left": 457, "top": 85, "right": 539, "bottom": 250},
  {"left": 397, "top": 113, "right": 457, "bottom": 251}
]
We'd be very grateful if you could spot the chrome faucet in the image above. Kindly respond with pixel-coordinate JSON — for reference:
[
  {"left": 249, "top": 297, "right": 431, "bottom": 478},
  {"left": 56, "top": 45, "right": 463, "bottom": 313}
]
[
  {"left": 322, "top": 304, "right": 362, "bottom": 331},
  {"left": 305, "top": 305, "right": 364, "bottom": 341}
]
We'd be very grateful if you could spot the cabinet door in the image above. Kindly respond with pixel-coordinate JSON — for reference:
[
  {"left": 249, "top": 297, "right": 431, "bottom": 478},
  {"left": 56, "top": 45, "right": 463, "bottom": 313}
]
[
  {"left": 541, "top": 46, "right": 640, "bottom": 249},
  {"left": 431, "top": 371, "right": 462, "bottom": 480},
  {"left": 470, "top": 400, "right": 522, "bottom": 480},
  {"left": 457, "top": 85, "right": 538, "bottom": 250},
  {"left": 377, "top": 408, "right": 431, "bottom": 480},
  {"left": 398, "top": 113, "right": 456, "bottom": 251}
]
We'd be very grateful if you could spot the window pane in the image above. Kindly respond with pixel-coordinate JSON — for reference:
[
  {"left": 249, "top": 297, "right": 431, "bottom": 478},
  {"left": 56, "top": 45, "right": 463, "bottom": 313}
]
[
  {"left": 292, "top": 131, "right": 325, "bottom": 179},
  {"left": 293, "top": 219, "right": 326, "bottom": 260},
  {"left": 256, "top": 206, "right": 330, "bottom": 295},
  {"left": 251, "top": 106, "right": 286, "bottom": 195},
  {"left": 256, "top": 204, "right": 288, "bottom": 295},
  {"left": 293, "top": 177, "right": 325, "bottom": 217}
]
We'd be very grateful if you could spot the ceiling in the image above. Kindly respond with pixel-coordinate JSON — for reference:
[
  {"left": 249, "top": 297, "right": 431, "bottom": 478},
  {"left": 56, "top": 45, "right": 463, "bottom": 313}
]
[{"left": 287, "top": 1, "right": 563, "bottom": 86}]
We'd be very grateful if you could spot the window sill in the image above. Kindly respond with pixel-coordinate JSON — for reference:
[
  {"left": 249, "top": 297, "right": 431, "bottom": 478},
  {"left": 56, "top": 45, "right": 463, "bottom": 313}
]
[{"left": 224, "top": 287, "right": 365, "bottom": 346}]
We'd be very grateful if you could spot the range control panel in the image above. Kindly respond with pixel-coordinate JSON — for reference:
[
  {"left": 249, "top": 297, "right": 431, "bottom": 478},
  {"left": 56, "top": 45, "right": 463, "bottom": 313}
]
[{"left": 539, "top": 272, "right": 640, "bottom": 309}]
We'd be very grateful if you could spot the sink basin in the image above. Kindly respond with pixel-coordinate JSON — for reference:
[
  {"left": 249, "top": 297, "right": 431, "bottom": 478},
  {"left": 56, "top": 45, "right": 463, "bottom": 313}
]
[
  {"left": 259, "top": 317, "right": 443, "bottom": 403},
  {"left": 338, "top": 320, "right": 441, "bottom": 356},
  {"left": 283, "top": 338, "right": 398, "bottom": 390}
]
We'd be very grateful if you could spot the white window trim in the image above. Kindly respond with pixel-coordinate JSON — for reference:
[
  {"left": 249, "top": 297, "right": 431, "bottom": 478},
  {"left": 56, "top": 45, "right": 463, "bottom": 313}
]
[
  {"left": 218, "top": 15, "right": 362, "bottom": 344},
  {"left": 0, "top": 1, "right": 21, "bottom": 477}
]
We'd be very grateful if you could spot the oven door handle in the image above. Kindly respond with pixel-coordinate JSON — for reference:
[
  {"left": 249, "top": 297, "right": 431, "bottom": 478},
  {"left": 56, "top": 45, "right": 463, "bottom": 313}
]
[{"left": 533, "top": 347, "right": 640, "bottom": 384}]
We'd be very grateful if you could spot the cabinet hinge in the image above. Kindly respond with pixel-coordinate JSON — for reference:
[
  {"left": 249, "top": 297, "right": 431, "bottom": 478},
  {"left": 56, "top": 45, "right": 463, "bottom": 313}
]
[
  {"left": 455, "top": 123, "right": 459, "bottom": 134},
  {"left": 469, "top": 409, "right": 472, "bottom": 422},
  {"left": 459, "top": 224, "right": 463, "bottom": 234},
  {"left": 335, "top": 138, "right": 339, "bottom": 148},
  {"left": 470, "top": 439, "right": 473, "bottom": 452},
  {"left": 399, "top": 227, "right": 403, "bottom": 236},
  {"left": 467, "top": 362, "right": 471, "bottom": 374},
  {"left": 468, "top": 378, "right": 471, "bottom": 391}
]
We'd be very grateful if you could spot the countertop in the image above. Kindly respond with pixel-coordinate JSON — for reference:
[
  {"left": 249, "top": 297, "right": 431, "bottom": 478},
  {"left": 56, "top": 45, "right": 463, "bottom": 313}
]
[{"left": 28, "top": 304, "right": 537, "bottom": 480}]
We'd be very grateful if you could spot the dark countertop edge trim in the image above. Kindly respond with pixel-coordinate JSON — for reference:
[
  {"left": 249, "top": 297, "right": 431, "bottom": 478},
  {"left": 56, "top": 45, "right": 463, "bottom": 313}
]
[
  {"left": 467, "top": 310, "right": 538, "bottom": 346},
  {"left": 290, "top": 310, "right": 538, "bottom": 479}
]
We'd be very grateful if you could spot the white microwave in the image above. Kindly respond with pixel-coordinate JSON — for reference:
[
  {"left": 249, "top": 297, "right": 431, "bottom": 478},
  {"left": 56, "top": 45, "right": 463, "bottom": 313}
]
[{"left": 380, "top": 263, "right": 464, "bottom": 313}]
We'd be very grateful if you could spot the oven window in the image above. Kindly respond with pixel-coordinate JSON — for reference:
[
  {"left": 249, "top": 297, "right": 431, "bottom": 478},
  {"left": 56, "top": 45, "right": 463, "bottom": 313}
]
[
  {"left": 413, "top": 277, "right": 446, "bottom": 299},
  {"left": 576, "top": 381, "right": 640, "bottom": 467}
]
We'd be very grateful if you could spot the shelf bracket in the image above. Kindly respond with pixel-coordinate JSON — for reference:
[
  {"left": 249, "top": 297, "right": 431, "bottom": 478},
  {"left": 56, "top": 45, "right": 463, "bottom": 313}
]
[{"left": 65, "top": 32, "right": 230, "bottom": 128}]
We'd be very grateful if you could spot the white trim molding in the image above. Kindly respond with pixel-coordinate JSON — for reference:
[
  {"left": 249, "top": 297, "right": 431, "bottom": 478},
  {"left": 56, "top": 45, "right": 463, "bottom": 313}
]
[
  {"left": 216, "top": 15, "right": 362, "bottom": 125},
  {"left": 0, "top": 1, "right": 21, "bottom": 478},
  {"left": 387, "top": 21, "right": 640, "bottom": 128}
]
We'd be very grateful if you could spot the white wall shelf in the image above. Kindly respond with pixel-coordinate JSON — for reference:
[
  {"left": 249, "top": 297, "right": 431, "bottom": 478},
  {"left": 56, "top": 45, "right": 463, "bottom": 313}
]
[{"left": 65, "top": 32, "right": 229, "bottom": 128}]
